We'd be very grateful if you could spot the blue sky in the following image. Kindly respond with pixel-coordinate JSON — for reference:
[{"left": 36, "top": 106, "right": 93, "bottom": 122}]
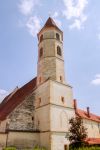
[{"left": 0, "top": 0, "right": 100, "bottom": 115}]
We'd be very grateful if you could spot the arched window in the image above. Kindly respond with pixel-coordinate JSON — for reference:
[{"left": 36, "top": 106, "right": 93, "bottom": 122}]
[
  {"left": 39, "top": 48, "right": 43, "bottom": 58},
  {"left": 56, "top": 33, "right": 60, "bottom": 40},
  {"left": 32, "top": 116, "right": 34, "bottom": 121},
  {"left": 57, "top": 46, "right": 62, "bottom": 56},
  {"left": 40, "top": 34, "right": 43, "bottom": 42}
]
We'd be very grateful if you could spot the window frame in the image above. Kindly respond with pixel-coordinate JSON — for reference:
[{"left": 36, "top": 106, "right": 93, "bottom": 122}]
[
  {"left": 40, "top": 34, "right": 43, "bottom": 42},
  {"left": 56, "top": 33, "right": 60, "bottom": 41},
  {"left": 57, "top": 46, "right": 62, "bottom": 56},
  {"left": 39, "top": 48, "right": 43, "bottom": 58}
]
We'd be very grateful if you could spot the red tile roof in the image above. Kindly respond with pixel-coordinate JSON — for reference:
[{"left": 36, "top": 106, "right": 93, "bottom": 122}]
[
  {"left": 86, "top": 138, "right": 100, "bottom": 145},
  {"left": 44, "top": 17, "right": 59, "bottom": 28},
  {"left": 38, "top": 17, "right": 62, "bottom": 35},
  {"left": 0, "top": 77, "right": 37, "bottom": 121},
  {"left": 73, "top": 100, "right": 100, "bottom": 123},
  {"left": 76, "top": 109, "right": 100, "bottom": 123}
]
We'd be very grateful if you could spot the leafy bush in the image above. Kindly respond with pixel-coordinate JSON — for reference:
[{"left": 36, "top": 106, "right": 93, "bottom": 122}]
[
  {"left": 69, "top": 146, "right": 100, "bottom": 150},
  {"left": 33, "top": 146, "right": 46, "bottom": 150},
  {"left": 3, "top": 147, "right": 16, "bottom": 150}
]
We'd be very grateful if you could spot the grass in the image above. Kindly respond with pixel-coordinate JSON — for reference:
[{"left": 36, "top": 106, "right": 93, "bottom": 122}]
[{"left": 70, "top": 146, "right": 100, "bottom": 150}]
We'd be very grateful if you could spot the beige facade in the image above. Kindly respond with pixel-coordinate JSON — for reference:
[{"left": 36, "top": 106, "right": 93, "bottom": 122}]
[
  {"left": 37, "top": 28, "right": 65, "bottom": 86},
  {"left": 0, "top": 17, "right": 100, "bottom": 150},
  {"left": 83, "top": 119, "right": 100, "bottom": 138}
]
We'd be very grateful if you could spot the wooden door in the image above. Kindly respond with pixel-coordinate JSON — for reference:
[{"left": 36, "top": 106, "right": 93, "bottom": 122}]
[{"left": 64, "top": 145, "right": 67, "bottom": 150}]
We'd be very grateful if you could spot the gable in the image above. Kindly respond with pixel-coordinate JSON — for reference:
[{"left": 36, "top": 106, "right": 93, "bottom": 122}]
[{"left": 0, "top": 77, "right": 37, "bottom": 121}]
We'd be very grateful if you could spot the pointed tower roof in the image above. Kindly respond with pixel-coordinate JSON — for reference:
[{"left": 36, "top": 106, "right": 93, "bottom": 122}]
[
  {"left": 38, "top": 17, "right": 62, "bottom": 35},
  {"left": 44, "top": 17, "right": 58, "bottom": 28}
]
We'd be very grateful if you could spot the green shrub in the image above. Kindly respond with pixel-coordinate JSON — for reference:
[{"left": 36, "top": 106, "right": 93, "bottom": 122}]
[
  {"left": 33, "top": 146, "right": 47, "bottom": 150},
  {"left": 3, "top": 147, "right": 16, "bottom": 150},
  {"left": 69, "top": 146, "right": 100, "bottom": 150}
]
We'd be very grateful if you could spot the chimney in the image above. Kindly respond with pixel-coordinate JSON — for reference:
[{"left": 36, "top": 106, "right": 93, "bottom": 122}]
[
  {"left": 87, "top": 107, "right": 90, "bottom": 117},
  {"left": 73, "top": 99, "right": 77, "bottom": 112}
]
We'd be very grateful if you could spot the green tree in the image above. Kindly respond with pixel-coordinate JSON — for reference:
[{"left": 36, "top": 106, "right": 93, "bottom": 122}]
[{"left": 68, "top": 116, "right": 87, "bottom": 148}]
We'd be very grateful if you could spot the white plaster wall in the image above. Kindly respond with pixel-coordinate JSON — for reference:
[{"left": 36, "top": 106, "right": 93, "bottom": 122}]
[
  {"left": 50, "top": 80, "right": 73, "bottom": 108},
  {"left": 35, "top": 80, "right": 50, "bottom": 107},
  {"left": 40, "top": 132, "right": 51, "bottom": 150},
  {"left": 35, "top": 105, "right": 50, "bottom": 131},
  {"left": 51, "top": 133, "right": 69, "bottom": 150},
  {"left": 83, "top": 119, "right": 100, "bottom": 138},
  {"left": 50, "top": 105, "right": 75, "bottom": 132}
]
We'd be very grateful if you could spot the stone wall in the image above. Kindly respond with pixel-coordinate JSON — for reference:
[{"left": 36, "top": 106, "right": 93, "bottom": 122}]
[
  {"left": 0, "top": 133, "right": 7, "bottom": 148},
  {"left": 7, "top": 131, "right": 40, "bottom": 149},
  {"left": 8, "top": 93, "right": 35, "bottom": 131},
  {"left": 37, "top": 28, "right": 65, "bottom": 85}
]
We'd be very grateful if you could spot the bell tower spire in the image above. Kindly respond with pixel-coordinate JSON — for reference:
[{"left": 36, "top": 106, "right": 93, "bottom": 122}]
[{"left": 37, "top": 17, "right": 65, "bottom": 86}]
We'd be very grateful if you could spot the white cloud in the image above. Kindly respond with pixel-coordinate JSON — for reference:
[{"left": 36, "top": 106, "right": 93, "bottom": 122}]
[
  {"left": 26, "top": 16, "right": 41, "bottom": 37},
  {"left": 91, "top": 74, "right": 100, "bottom": 86},
  {"left": 18, "top": 0, "right": 39, "bottom": 16},
  {"left": 18, "top": 0, "right": 41, "bottom": 37},
  {"left": 0, "top": 89, "right": 9, "bottom": 102},
  {"left": 52, "top": 12, "right": 62, "bottom": 27},
  {"left": 69, "top": 19, "right": 81, "bottom": 29},
  {"left": 52, "top": 12, "right": 59, "bottom": 18},
  {"left": 63, "top": 0, "right": 88, "bottom": 29},
  {"left": 95, "top": 74, "right": 100, "bottom": 78}
]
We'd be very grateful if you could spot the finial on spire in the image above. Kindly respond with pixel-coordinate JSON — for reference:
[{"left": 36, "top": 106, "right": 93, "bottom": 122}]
[{"left": 48, "top": 11, "right": 52, "bottom": 17}]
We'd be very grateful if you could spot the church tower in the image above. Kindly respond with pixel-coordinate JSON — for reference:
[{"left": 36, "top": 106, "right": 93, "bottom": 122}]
[
  {"left": 34, "top": 17, "right": 75, "bottom": 150},
  {"left": 37, "top": 17, "right": 65, "bottom": 86}
]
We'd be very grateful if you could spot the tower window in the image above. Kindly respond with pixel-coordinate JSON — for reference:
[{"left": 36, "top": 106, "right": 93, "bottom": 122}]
[
  {"left": 57, "top": 46, "right": 62, "bottom": 56},
  {"left": 40, "top": 34, "right": 43, "bottom": 42},
  {"left": 39, "top": 48, "right": 43, "bottom": 58},
  {"left": 60, "top": 76, "right": 63, "bottom": 82},
  {"left": 56, "top": 33, "right": 60, "bottom": 41},
  {"left": 62, "top": 34, "right": 63, "bottom": 41},
  {"left": 61, "top": 97, "right": 64, "bottom": 103},
  {"left": 32, "top": 116, "right": 34, "bottom": 121},
  {"left": 38, "top": 120, "right": 40, "bottom": 125}
]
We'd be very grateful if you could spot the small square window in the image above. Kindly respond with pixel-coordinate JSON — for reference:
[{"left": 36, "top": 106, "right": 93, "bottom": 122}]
[
  {"left": 57, "top": 46, "right": 62, "bottom": 56},
  {"left": 61, "top": 97, "right": 64, "bottom": 103},
  {"left": 60, "top": 76, "right": 63, "bottom": 82},
  {"left": 32, "top": 116, "right": 34, "bottom": 121},
  {"left": 56, "top": 33, "right": 60, "bottom": 41}
]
